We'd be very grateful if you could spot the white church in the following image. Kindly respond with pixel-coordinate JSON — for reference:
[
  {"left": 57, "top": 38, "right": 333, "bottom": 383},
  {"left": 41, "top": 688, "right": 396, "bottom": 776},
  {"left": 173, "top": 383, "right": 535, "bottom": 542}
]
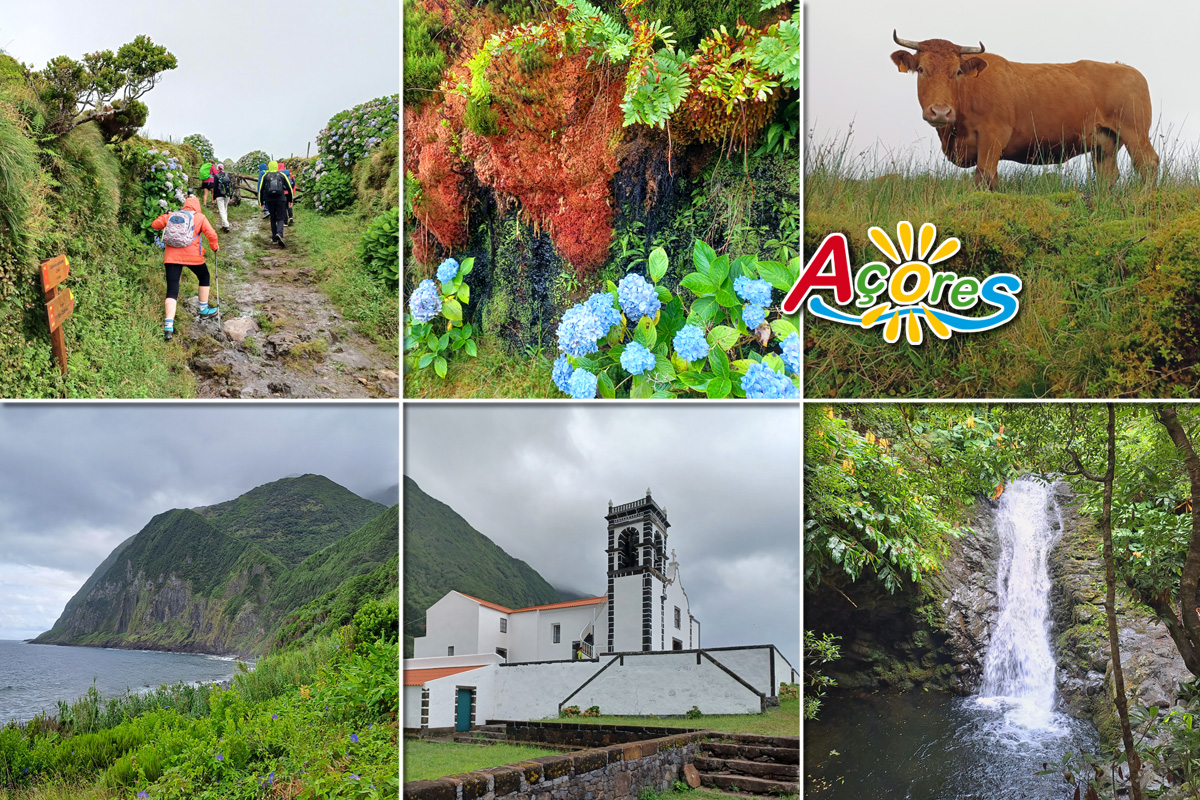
[{"left": 403, "top": 491, "right": 796, "bottom": 735}]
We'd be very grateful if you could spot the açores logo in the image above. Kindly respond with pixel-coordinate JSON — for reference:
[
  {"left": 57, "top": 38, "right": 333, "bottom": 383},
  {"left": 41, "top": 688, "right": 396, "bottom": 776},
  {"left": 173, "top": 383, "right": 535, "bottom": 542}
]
[{"left": 782, "top": 222, "right": 1022, "bottom": 345}]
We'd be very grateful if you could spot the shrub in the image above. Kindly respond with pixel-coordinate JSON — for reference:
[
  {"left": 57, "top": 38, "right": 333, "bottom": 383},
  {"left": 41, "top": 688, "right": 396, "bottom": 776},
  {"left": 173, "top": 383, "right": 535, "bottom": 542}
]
[
  {"left": 353, "top": 598, "right": 399, "bottom": 644},
  {"left": 404, "top": 0, "right": 450, "bottom": 108},
  {"left": 316, "top": 95, "right": 400, "bottom": 171},
  {"left": 313, "top": 169, "right": 355, "bottom": 214},
  {"left": 561, "top": 705, "right": 581, "bottom": 717},
  {"left": 183, "top": 133, "right": 215, "bottom": 163},
  {"left": 235, "top": 149, "right": 270, "bottom": 175},
  {"left": 685, "top": 706, "right": 702, "bottom": 719},
  {"left": 357, "top": 207, "right": 400, "bottom": 288}
]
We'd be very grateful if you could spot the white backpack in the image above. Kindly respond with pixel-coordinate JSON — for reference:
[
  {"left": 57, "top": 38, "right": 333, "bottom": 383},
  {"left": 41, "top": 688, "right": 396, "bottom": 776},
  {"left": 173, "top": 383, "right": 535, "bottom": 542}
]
[{"left": 162, "top": 209, "right": 197, "bottom": 248}]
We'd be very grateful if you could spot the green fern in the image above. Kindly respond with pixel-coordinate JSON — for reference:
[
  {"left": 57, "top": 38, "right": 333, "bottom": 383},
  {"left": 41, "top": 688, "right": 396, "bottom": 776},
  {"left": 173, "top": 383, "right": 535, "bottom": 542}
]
[
  {"left": 752, "top": 18, "right": 799, "bottom": 91},
  {"left": 621, "top": 48, "right": 692, "bottom": 127}
]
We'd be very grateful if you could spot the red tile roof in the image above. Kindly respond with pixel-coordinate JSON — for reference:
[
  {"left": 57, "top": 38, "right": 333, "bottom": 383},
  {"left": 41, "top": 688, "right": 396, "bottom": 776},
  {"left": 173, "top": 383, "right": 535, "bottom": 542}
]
[
  {"left": 458, "top": 593, "right": 607, "bottom": 614},
  {"left": 404, "top": 665, "right": 486, "bottom": 686}
]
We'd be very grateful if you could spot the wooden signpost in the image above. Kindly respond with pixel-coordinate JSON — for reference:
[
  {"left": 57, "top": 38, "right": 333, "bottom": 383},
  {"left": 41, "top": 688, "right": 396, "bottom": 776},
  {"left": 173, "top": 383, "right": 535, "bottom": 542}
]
[{"left": 41, "top": 254, "right": 73, "bottom": 375}]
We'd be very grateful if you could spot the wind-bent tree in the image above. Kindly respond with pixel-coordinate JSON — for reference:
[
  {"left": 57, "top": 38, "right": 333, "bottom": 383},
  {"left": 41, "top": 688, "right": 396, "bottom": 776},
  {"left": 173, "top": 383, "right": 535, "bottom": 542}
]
[
  {"left": 32, "top": 34, "right": 176, "bottom": 137},
  {"left": 1061, "top": 403, "right": 1144, "bottom": 800}
]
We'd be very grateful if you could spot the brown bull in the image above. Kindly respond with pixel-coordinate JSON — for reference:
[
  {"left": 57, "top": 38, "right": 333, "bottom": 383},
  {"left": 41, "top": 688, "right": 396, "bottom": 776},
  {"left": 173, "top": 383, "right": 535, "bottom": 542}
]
[{"left": 890, "top": 32, "right": 1159, "bottom": 189}]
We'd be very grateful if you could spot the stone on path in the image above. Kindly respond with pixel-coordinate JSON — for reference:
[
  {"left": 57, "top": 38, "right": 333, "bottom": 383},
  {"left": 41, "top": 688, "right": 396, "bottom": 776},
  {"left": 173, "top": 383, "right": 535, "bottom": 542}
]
[{"left": 222, "top": 317, "right": 259, "bottom": 344}]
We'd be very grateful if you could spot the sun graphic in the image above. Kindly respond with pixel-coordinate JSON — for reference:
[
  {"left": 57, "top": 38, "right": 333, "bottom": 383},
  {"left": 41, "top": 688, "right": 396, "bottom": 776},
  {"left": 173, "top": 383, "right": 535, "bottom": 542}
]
[{"left": 859, "top": 222, "right": 962, "bottom": 345}]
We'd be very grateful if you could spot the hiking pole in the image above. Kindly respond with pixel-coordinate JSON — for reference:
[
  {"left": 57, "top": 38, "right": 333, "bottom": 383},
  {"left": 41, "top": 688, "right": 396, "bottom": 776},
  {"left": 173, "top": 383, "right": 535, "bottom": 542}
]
[{"left": 213, "top": 248, "right": 224, "bottom": 339}]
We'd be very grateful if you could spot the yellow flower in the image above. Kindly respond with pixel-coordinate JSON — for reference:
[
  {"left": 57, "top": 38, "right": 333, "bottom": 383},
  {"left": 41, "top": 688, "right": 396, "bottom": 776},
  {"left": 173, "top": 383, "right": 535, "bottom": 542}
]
[
  {"left": 965, "top": 417, "right": 976, "bottom": 428},
  {"left": 866, "top": 432, "right": 876, "bottom": 445},
  {"left": 841, "top": 458, "right": 855, "bottom": 474},
  {"left": 300, "top": 686, "right": 311, "bottom": 699}
]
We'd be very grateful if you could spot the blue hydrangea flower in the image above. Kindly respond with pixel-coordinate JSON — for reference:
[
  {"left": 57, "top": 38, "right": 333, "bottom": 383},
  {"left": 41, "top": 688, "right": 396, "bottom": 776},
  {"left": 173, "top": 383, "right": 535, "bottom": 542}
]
[
  {"left": 734, "top": 276, "right": 773, "bottom": 307},
  {"left": 408, "top": 279, "right": 442, "bottom": 324},
  {"left": 568, "top": 368, "right": 599, "bottom": 399},
  {"left": 585, "top": 293, "right": 621, "bottom": 334},
  {"left": 437, "top": 258, "right": 459, "bottom": 283},
  {"left": 742, "top": 304, "right": 766, "bottom": 329},
  {"left": 780, "top": 331, "right": 801, "bottom": 374},
  {"left": 617, "top": 274, "right": 661, "bottom": 321},
  {"left": 557, "top": 304, "right": 605, "bottom": 358},
  {"left": 673, "top": 325, "right": 709, "bottom": 363},
  {"left": 741, "top": 362, "right": 799, "bottom": 399},
  {"left": 552, "top": 355, "right": 575, "bottom": 394},
  {"left": 620, "top": 342, "right": 656, "bottom": 375}
]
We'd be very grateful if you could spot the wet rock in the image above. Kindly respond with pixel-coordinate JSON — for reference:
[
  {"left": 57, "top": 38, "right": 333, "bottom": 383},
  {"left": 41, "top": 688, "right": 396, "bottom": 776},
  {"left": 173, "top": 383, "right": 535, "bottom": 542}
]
[
  {"left": 223, "top": 317, "right": 259, "bottom": 344},
  {"left": 265, "top": 332, "right": 303, "bottom": 359},
  {"left": 191, "top": 359, "right": 231, "bottom": 379}
]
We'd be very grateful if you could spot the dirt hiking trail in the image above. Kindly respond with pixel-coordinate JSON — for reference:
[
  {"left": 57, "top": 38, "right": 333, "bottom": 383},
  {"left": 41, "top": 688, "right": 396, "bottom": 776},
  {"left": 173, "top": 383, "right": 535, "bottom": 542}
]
[{"left": 181, "top": 209, "right": 398, "bottom": 398}]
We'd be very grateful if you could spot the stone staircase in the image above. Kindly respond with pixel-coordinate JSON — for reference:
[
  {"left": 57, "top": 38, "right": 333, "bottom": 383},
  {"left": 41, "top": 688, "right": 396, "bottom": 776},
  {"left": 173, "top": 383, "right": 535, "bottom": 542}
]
[
  {"left": 692, "top": 734, "right": 799, "bottom": 796},
  {"left": 452, "top": 723, "right": 508, "bottom": 745}
]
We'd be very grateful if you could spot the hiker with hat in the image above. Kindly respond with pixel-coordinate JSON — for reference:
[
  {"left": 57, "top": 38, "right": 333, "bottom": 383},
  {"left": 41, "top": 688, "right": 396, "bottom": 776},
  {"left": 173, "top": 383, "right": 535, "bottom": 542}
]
[
  {"left": 257, "top": 162, "right": 269, "bottom": 219},
  {"left": 277, "top": 160, "right": 295, "bottom": 226},
  {"left": 258, "top": 161, "right": 293, "bottom": 246},
  {"left": 151, "top": 194, "right": 220, "bottom": 341},
  {"left": 212, "top": 163, "right": 233, "bottom": 233}
]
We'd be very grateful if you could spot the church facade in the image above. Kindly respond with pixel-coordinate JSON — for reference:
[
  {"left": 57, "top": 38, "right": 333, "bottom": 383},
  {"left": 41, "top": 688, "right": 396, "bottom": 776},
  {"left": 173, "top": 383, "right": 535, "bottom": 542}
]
[{"left": 413, "top": 491, "right": 699, "bottom": 663}]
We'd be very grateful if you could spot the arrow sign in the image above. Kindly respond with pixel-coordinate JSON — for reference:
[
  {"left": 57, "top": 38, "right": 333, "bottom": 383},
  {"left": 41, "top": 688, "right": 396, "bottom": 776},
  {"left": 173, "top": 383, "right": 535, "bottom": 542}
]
[
  {"left": 46, "top": 288, "right": 74, "bottom": 333},
  {"left": 41, "top": 254, "right": 69, "bottom": 293}
]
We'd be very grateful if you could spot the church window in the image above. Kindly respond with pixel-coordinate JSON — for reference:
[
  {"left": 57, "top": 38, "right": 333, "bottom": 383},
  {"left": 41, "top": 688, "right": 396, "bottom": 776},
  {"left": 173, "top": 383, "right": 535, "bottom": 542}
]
[
  {"left": 674, "top": 607, "right": 681, "bottom": 629},
  {"left": 552, "top": 623, "right": 561, "bottom": 644},
  {"left": 500, "top": 619, "right": 507, "bottom": 633}
]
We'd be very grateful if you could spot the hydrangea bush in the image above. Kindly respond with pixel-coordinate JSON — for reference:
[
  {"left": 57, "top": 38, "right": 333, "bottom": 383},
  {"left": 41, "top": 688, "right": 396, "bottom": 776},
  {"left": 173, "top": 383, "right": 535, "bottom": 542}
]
[
  {"left": 116, "top": 141, "right": 190, "bottom": 246},
  {"left": 404, "top": 257, "right": 478, "bottom": 378},
  {"left": 183, "top": 133, "right": 215, "bottom": 163},
  {"left": 235, "top": 150, "right": 270, "bottom": 175},
  {"left": 316, "top": 95, "right": 400, "bottom": 170},
  {"left": 549, "top": 242, "right": 800, "bottom": 398}
]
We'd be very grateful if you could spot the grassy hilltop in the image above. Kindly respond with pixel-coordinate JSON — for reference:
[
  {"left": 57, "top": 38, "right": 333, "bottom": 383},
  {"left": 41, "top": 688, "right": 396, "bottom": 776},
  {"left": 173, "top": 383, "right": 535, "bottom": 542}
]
[{"left": 804, "top": 132, "right": 1200, "bottom": 398}]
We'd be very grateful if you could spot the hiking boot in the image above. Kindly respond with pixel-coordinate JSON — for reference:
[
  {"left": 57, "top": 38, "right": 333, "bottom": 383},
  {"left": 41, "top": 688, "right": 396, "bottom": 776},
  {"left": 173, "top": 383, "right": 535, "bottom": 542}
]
[
  {"left": 164, "top": 328, "right": 173, "bottom": 342},
  {"left": 262, "top": 212, "right": 270, "bottom": 220},
  {"left": 222, "top": 226, "right": 230, "bottom": 233},
  {"left": 198, "top": 306, "right": 218, "bottom": 318},
  {"left": 272, "top": 234, "right": 281, "bottom": 245}
]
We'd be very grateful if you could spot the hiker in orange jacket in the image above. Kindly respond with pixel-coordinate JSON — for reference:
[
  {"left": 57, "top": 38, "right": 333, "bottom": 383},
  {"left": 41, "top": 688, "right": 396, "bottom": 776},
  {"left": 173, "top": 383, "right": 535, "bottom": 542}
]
[{"left": 151, "top": 195, "right": 220, "bottom": 341}]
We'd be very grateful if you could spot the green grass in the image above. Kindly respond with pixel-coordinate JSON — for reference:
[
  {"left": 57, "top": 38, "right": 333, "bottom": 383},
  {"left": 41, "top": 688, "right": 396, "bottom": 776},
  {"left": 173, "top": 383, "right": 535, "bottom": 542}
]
[
  {"left": 805, "top": 127, "right": 1200, "bottom": 399},
  {"left": 290, "top": 210, "right": 398, "bottom": 351},
  {"left": 537, "top": 693, "right": 800, "bottom": 738},
  {"left": 402, "top": 740, "right": 562, "bottom": 782},
  {"left": 404, "top": 334, "right": 557, "bottom": 398},
  {"left": 0, "top": 629, "right": 399, "bottom": 800}
]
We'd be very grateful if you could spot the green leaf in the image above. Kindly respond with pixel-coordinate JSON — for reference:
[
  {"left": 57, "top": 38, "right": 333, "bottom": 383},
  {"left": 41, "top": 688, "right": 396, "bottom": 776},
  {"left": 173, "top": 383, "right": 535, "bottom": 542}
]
[
  {"left": 598, "top": 370, "right": 616, "bottom": 399},
  {"left": 706, "top": 377, "right": 732, "bottom": 399},
  {"left": 708, "top": 325, "right": 739, "bottom": 352},
  {"left": 655, "top": 285, "right": 673, "bottom": 304},
  {"left": 681, "top": 273, "right": 718, "bottom": 296},
  {"left": 651, "top": 355, "right": 676, "bottom": 383},
  {"left": 771, "top": 318, "right": 798, "bottom": 340},
  {"left": 443, "top": 299, "right": 463, "bottom": 322},
  {"left": 634, "top": 316, "right": 657, "bottom": 350},
  {"left": 693, "top": 240, "right": 717, "bottom": 276},
  {"left": 425, "top": 333, "right": 439, "bottom": 350},
  {"left": 457, "top": 284, "right": 471, "bottom": 304},
  {"left": 434, "top": 357, "right": 448, "bottom": 378},
  {"left": 630, "top": 375, "right": 655, "bottom": 399},
  {"left": 731, "top": 254, "right": 758, "bottom": 281},
  {"left": 465, "top": 340, "right": 478, "bottom": 357},
  {"left": 418, "top": 353, "right": 434, "bottom": 369},
  {"left": 460, "top": 257, "right": 475, "bottom": 276},
  {"left": 690, "top": 296, "right": 719, "bottom": 322},
  {"left": 648, "top": 247, "right": 669, "bottom": 283},
  {"left": 757, "top": 260, "right": 795, "bottom": 293},
  {"left": 709, "top": 255, "right": 730, "bottom": 287},
  {"left": 716, "top": 285, "right": 740, "bottom": 308},
  {"left": 708, "top": 347, "right": 731, "bottom": 379}
]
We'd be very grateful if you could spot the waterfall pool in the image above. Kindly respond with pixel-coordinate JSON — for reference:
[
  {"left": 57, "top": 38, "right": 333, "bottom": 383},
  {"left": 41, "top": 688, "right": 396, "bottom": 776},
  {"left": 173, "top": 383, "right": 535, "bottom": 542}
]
[{"left": 804, "top": 690, "right": 1099, "bottom": 799}]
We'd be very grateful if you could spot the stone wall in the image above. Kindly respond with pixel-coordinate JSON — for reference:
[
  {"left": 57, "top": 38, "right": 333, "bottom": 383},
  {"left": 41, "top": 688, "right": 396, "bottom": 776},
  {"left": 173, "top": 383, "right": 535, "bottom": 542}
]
[
  {"left": 403, "top": 730, "right": 705, "bottom": 800},
  {"left": 496, "top": 721, "right": 702, "bottom": 748}
]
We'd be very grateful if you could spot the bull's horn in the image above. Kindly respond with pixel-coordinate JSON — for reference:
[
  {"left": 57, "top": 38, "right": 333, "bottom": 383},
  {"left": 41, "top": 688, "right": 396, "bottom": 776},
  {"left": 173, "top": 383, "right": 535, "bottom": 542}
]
[
  {"left": 959, "top": 41, "right": 985, "bottom": 54},
  {"left": 893, "top": 30, "right": 920, "bottom": 50}
]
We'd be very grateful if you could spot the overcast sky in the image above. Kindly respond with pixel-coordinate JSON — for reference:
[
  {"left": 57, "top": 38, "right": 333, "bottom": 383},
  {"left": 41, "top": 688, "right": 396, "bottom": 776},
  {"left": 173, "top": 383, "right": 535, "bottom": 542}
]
[
  {"left": 807, "top": 0, "right": 1200, "bottom": 177},
  {"left": 0, "top": 0, "right": 398, "bottom": 160},
  {"left": 405, "top": 405, "right": 801, "bottom": 666},
  {"left": 0, "top": 404, "right": 398, "bottom": 641}
]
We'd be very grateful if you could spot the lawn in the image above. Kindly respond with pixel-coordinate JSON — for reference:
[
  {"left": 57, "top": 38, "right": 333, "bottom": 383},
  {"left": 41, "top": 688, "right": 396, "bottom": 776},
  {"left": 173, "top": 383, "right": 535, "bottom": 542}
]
[
  {"left": 536, "top": 693, "right": 800, "bottom": 738},
  {"left": 402, "top": 740, "right": 562, "bottom": 782}
]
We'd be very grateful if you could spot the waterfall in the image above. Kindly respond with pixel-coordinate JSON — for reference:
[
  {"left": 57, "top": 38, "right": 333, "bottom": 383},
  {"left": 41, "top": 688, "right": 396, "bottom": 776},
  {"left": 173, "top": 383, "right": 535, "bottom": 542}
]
[{"left": 976, "top": 477, "right": 1063, "bottom": 731}]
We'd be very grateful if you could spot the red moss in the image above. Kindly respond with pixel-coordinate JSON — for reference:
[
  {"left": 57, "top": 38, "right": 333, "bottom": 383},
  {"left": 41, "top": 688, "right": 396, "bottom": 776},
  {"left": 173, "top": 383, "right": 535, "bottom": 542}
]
[
  {"left": 404, "top": 104, "right": 469, "bottom": 257},
  {"left": 464, "top": 49, "right": 626, "bottom": 272}
]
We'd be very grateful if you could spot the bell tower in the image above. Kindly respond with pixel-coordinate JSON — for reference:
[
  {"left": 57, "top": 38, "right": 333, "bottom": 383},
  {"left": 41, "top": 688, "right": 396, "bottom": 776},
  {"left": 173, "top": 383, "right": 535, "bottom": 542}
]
[{"left": 605, "top": 489, "right": 671, "bottom": 653}]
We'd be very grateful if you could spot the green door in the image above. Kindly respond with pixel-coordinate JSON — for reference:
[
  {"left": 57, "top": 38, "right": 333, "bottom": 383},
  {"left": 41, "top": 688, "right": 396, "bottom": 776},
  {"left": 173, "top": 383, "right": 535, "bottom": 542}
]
[{"left": 455, "top": 689, "right": 472, "bottom": 732}]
